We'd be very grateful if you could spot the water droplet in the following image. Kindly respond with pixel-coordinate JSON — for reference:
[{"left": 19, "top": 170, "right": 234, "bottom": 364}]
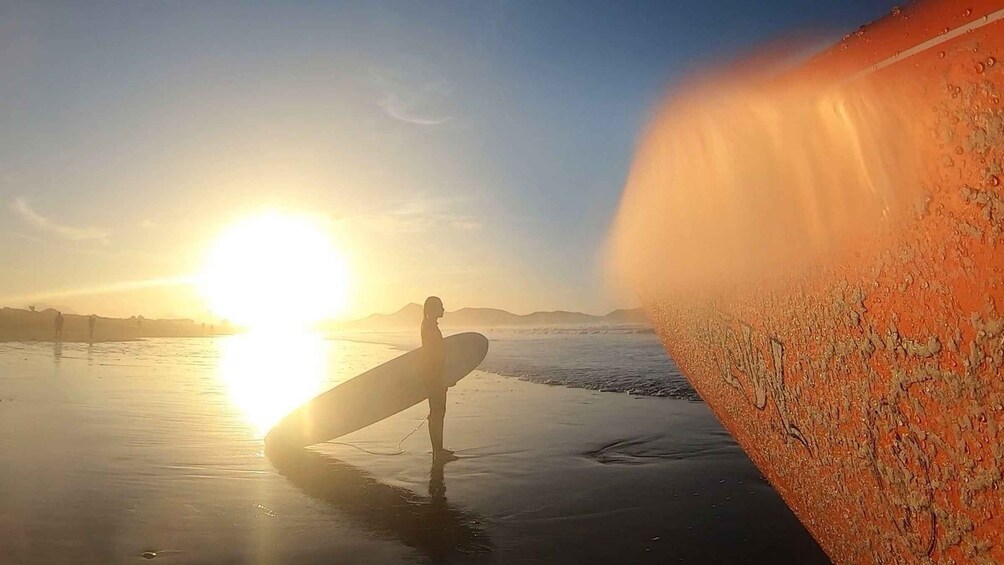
[
  {"left": 988, "top": 57, "right": 997, "bottom": 67},
  {"left": 991, "top": 176, "right": 1001, "bottom": 187},
  {"left": 939, "top": 51, "right": 946, "bottom": 58},
  {"left": 955, "top": 146, "right": 964, "bottom": 155},
  {"left": 943, "top": 27, "right": 950, "bottom": 34},
  {"left": 964, "top": 8, "right": 973, "bottom": 17},
  {"left": 977, "top": 62, "right": 986, "bottom": 73},
  {"left": 994, "top": 96, "right": 1001, "bottom": 104}
]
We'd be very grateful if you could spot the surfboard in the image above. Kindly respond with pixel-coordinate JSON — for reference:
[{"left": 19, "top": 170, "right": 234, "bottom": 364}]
[
  {"left": 265, "top": 332, "right": 488, "bottom": 449},
  {"left": 611, "top": 1, "right": 1004, "bottom": 563}
]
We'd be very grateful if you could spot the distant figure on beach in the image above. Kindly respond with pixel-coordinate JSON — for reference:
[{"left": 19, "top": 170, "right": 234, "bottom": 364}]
[
  {"left": 422, "top": 296, "right": 456, "bottom": 463},
  {"left": 54, "top": 311, "right": 64, "bottom": 341},
  {"left": 88, "top": 315, "right": 96, "bottom": 342}
]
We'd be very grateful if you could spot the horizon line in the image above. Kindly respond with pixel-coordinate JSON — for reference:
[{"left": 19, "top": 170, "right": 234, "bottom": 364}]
[{"left": 0, "top": 302, "right": 643, "bottom": 324}]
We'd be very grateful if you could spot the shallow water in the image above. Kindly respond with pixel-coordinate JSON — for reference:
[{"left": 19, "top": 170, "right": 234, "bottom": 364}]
[
  {"left": 335, "top": 327, "right": 698, "bottom": 400},
  {"left": 0, "top": 335, "right": 414, "bottom": 563},
  {"left": 0, "top": 334, "right": 827, "bottom": 564}
]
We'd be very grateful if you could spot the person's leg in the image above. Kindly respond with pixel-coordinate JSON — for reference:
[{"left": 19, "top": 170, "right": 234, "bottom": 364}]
[
  {"left": 428, "top": 387, "right": 455, "bottom": 461},
  {"left": 428, "top": 396, "right": 444, "bottom": 454},
  {"left": 439, "top": 389, "right": 454, "bottom": 455}
]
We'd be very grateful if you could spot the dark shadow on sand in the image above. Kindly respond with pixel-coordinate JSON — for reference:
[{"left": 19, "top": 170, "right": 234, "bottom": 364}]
[{"left": 266, "top": 446, "right": 492, "bottom": 563}]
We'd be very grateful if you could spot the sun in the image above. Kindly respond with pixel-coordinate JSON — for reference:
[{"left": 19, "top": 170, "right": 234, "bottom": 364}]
[{"left": 198, "top": 212, "right": 351, "bottom": 330}]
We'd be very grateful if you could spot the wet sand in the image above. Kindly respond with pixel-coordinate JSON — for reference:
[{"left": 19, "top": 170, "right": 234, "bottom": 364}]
[
  {"left": 0, "top": 338, "right": 829, "bottom": 564},
  {"left": 298, "top": 372, "right": 830, "bottom": 564}
]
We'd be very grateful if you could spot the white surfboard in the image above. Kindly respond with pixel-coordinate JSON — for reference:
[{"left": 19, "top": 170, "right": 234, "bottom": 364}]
[{"left": 265, "top": 332, "right": 488, "bottom": 449}]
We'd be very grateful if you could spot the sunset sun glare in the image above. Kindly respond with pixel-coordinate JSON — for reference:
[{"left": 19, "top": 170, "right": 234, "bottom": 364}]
[{"left": 198, "top": 212, "right": 351, "bottom": 330}]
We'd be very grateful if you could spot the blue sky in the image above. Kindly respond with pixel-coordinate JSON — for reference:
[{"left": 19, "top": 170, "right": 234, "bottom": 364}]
[{"left": 0, "top": 0, "right": 898, "bottom": 319}]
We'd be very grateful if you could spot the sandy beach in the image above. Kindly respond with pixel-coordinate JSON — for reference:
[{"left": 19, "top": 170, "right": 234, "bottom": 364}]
[{"left": 0, "top": 335, "right": 828, "bottom": 564}]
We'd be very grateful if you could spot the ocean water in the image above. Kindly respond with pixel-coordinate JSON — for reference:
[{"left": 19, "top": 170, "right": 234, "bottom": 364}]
[
  {"left": 0, "top": 335, "right": 411, "bottom": 563},
  {"left": 480, "top": 328, "right": 697, "bottom": 400},
  {"left": 0, "top": 332, "right": 825, "bottom": 564},
  {"left": 335, "top": 326, "right": 699, "bottom": 400}
]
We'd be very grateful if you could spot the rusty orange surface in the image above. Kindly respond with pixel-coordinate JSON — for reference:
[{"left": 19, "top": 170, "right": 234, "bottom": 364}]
[{"left": 620, "top": 1, "right": 1004, "bottom": 563}]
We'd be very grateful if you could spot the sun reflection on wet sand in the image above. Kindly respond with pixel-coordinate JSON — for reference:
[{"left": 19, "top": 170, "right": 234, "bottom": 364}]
[{"left": 216, "top": 331, "right": 330, "bottom": 437}]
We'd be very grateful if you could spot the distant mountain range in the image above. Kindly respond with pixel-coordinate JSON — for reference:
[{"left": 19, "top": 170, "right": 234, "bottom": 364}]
[{"left": 330, "top": 303, "right": 649, "bottom": 330}]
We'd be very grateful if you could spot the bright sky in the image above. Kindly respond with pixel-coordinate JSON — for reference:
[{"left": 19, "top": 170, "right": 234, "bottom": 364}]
[{"left": 0, "top": 0, "right": 897, "bottom": 321}]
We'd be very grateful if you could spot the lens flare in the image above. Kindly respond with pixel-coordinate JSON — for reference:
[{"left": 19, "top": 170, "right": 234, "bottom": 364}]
[{"left": 609, "top": 50, "right": 923, "bottom": 295}]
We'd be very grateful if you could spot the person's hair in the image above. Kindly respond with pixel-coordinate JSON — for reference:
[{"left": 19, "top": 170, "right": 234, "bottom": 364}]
[{"left": 424, "top": 296, "right": 443, "bottom": 319}]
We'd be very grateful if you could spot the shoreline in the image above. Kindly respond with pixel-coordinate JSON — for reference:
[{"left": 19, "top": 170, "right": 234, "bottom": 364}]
[
  {"left": 275, "top": 369, "right": 830, "bottom": 563},
  {"left": 0, "top": 335, "right": 828, "bottom": 563}
]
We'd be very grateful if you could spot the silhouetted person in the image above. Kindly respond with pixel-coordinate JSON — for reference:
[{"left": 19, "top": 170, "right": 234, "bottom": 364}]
[
  {"left": 88, "top": 315, "right": 96, "bottom": 342},
  {"left": 422, "top": 296, "right": 456, "bottom": 463},
  {"left": 54, "top": 311, "right": 64, "bottom": 341}
]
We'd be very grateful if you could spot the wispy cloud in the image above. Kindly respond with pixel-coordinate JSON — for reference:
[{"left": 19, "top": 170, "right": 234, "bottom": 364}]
[
  {"left": 450, "top": 219, "right": 482, "bottom": 230},
  {"left": 376, "top": 78, "right": 454, "bottom": 126},
  {"left": 11, "top": 232, "right": 43, "bottom": 243},
  {"left": 380, "top": 93, "right": 452, "bottom": 125},
  {"left": 339, "top": 195, "right": 481, "bottom": 234},
  {"left": 0, "top": 275, "right": 194, "bottom": 304},
  {"left": 10, "top": 197, "right": 110, "bottom": 242}
]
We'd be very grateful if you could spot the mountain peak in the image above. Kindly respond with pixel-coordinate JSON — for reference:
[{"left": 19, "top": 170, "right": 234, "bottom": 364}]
[
  {"left": 396, "top": 303, "right": 422, "bottom": 314},
  {"left": 334, "top": 305, "right": 646, "bottom": 330}
]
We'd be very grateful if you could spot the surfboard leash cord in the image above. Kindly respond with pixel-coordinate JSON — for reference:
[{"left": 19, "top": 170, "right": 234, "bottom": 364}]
[{"left": 328, "top": 416, "right": 429, "bottom": 456}]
